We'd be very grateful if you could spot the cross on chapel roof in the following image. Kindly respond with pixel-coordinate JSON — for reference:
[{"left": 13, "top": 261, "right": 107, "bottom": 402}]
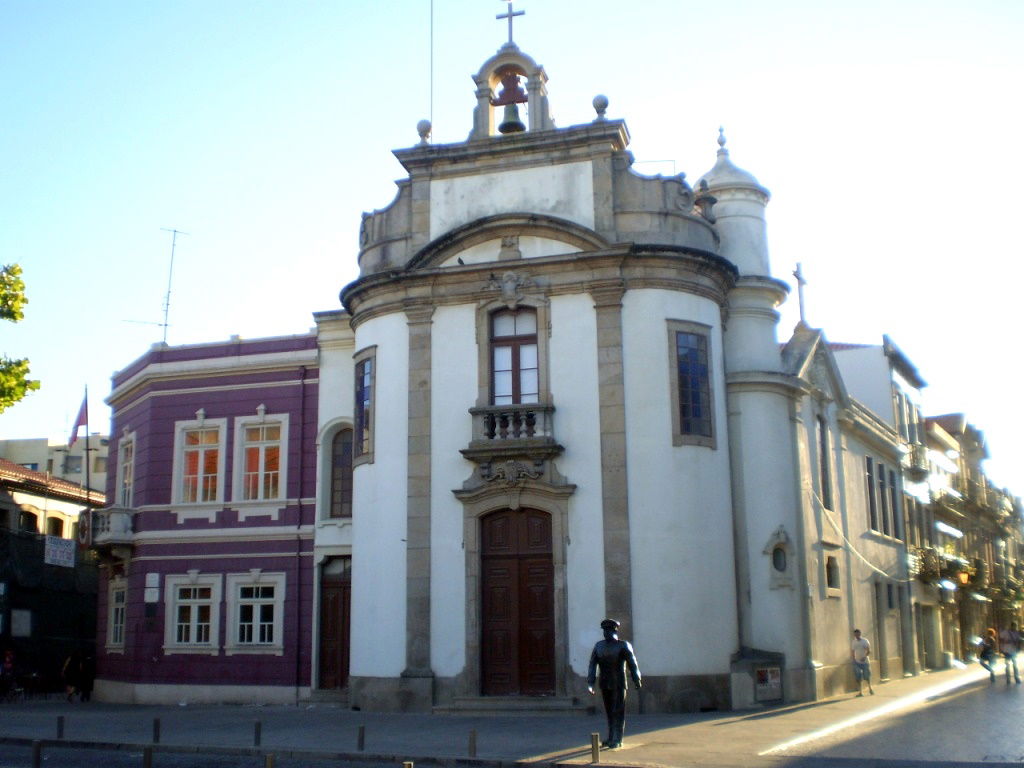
[{"left": 496, "top": 1, "right": 525, "bottom": 45}]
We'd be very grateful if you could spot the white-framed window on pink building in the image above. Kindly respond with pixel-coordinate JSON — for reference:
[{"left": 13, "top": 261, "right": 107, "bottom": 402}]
[
  {"left": 232, "top": 410, "right": 289, "bottom": 506},
  {"left": 107, "top": 579, "right": 127, "bottom": 651},
  {"left": 117, "top": 432, "right": 135, "bottom": 507},
  {"left": 171, "top": 414, "right": 227, "bottom": 508},
  {"left": 163, "top": 572, "right": 222, "bottom": 655},
  {"left": 225, "top": 572, "right": 286, "bottom": 655},
  {"left": 242, "top": 424, "right": 281, "bottom": 500}
]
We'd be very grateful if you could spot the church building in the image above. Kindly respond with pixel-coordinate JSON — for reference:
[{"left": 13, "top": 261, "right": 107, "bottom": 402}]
[{"left": 90, "top": 27, "right": 916, "bottom": 711}]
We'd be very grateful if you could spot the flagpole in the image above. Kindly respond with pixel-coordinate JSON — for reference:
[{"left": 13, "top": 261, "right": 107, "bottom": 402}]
[
  {"left": 81, "top": 386, "right": 92, "bottom": 549},
  {"left": 84, "top": 386, "right": 91, "bottom": 496}
]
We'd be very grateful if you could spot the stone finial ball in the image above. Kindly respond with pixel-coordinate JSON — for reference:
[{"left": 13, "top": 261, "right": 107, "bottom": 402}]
[
  {"left": 416, "top": 119, "right": 432, "bottom": 139},
  {"left": 593, "top": 94, "right": 609, "bottom": 112}
]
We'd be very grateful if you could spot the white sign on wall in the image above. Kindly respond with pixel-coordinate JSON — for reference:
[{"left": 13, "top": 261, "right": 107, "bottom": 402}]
[
  {"left": 44, "top": 536, "right": 76, "bottom": 568},
  {"left": 11, "top": 609, "right": 31, "bottom": 638}
]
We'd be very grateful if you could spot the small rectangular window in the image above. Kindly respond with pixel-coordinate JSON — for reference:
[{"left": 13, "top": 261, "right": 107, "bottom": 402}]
[
  {"left": 817, "top": 416, "right": 833, "bottom": 511},
  {"left": 667, "top": 320, "right": 716, "bottom": 448},
  {"left": 878, "top": 462, "right": 890, "bottom": 536},
  {"left": 182, "top": 427, "right": 220, "bottom": 503},
  {"left": 109, "top": 585, "right": 127, "bottom": 648},
  {"left": 119, "top": 437, "right": 135, "bottom": 507},
  {"left": 237, "top": 585, "right": 276, "bottom": 644},
  {"left": 490, "top": 308, "right": 539, "bottom": 405},
  {"left": 224, "top": 572, "right": 285, "bottom": 655},
  {"left": 174, "top": 586, "right": 213, "bottom": 644},
  {"left": 242, "top": 424, "right": 281, "bottom": 500},
  {"left": 330, "top": 429, "right": 354, "bottom": 518},
  {"left": 354, "top": 348, "right": 376, "bottom": 463},
  {"left": 866, "top": 457, "right": 879, "bottom": 531},
  {"left": 888, "top": 469, "right": 901, "bottom": 539},
  {"left": 826, "top": 555, "right": 840, "bottom": 590}
]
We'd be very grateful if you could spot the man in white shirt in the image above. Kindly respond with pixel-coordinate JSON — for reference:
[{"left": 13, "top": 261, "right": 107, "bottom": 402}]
[
  {"left": 851, "top": 628, "right": 874, "bottom": 696},
  {"left": 999, "top": 622, "right": 1021, "bottom": 685}
]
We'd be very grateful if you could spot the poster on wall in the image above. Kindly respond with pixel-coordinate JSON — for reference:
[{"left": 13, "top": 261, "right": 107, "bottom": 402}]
[
  {"left": 755, "top": 666, "right": 783, "bottom": 702},
  {"left": 11, "top": 609, "right": 31, "bottom": 638},
  {"left": 44, "top": 536, "right": 76, "bottom": 568}
]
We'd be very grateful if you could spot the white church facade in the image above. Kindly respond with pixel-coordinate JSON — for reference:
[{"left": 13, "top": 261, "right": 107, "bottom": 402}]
[
  {"left": 329, "top": 40, "right": 915, "bottom": 711},
  {"left": 91, "top": 37, "right": 921, "bottom": 711}
]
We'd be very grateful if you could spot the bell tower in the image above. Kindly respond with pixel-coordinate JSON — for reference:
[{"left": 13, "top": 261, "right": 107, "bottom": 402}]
[{"left": 469, "top": 3, "right": 554, "bottom": 140}]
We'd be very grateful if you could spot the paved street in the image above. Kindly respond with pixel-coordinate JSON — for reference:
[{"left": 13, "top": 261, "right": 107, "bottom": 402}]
[
  {"left": 0, "top": 665, "right": 1018, "bottom": 767},
  {"left": 770, "top": 673, "right": 1024, "bottom": 765}
]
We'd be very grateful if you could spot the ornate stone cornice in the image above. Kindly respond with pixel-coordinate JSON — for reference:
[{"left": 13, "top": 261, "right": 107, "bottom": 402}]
[
  {"left": 343, "top": 244, "right": 736, "bottom": 330},
  {"left": 726, "top": 371, "right": 807, "bottom": 398}
]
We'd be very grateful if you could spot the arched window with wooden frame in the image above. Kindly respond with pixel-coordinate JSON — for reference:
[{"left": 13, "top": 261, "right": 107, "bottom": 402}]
[
  {"left": 330, "top": 428, "right": 354, "bottom": 518},
  {"left": 490, "top": 307, "right": 539, "bottom": 405}
]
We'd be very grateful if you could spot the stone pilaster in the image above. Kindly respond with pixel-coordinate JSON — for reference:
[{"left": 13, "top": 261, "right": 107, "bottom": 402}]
[
  {"left": 589, "top": 281, "right": 633, "bottom": 636},
  {"left": 403, "top": 303, "right": 435, "bottom": 694}
]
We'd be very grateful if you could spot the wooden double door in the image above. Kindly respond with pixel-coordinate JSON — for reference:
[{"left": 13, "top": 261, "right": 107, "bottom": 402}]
[{"left": 481, "top": 508, "right": 555, "bottom": 696}]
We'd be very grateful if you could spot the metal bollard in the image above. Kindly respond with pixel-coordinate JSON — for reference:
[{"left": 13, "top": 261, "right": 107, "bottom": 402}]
[
  {"left": 468, "top": 729, "right": 477, "bottom": 758},
  {"left": 142, "top": 746, "right": 153, "bottom": 768},
  {"left": 591, "top": 732, "right": 601, "bottom": 763},
  {"left": 264, "top": 754, "right": 275, "bottom": 768},
  {"left": 153, "top": 717, "right": 161, "bottom": 744},
  {"left": 254, "top": 720, "right": 262, "bottom": 746},
  {"left": 56, "top": 715, "right": 65, "bottom": 739},
  {"left": 31, "top": 740, "right": 42, "bottom": 768},
  {"left": 357, "top": 724, "right": 365, "bottom": 751}
]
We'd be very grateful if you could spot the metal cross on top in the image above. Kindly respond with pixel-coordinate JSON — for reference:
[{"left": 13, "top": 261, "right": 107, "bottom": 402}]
[{"left": 496, "top": 1, "right": 524, "bottom": 45}]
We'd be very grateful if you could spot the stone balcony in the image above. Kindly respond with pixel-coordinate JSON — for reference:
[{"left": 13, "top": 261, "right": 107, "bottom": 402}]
[
  {"left": 904, "top": 443, "right": 929, "bottom": 481},
  {"left": 461, "top": 403, "right": 562, "bottom": 467},
  {"left": 91, "top": 506, "right": 134, "bottom": 562}
]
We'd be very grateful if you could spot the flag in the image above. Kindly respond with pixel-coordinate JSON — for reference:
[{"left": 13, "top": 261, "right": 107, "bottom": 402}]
[{"left": 69, "top": 391, "right": 88, "bottom": 448}]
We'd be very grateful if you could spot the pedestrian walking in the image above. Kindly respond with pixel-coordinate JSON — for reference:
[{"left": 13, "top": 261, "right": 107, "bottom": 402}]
[
  {"left": 999, "top": 622, "right": 1021, "bottom": 685},
  {"left": 62, "top": 649, "right": 82, "bottom": 702},
  {"left": 979, "top": 628, "right": 998, "bottom": 682},
  {"left": 79, "top": 653, "right": 96, "bottom": 702},
  {"left": 851, "top": 628, "right": 874, "bottom": 696}
]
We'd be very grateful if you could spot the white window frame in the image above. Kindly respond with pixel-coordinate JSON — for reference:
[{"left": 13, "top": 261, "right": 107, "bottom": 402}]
[
  {"left": 106, "top": 577, "right": 127, "bottom": 652},
  {"left": 224, "top": 571, "right": 286, "bottom": 656},
  {"left": 171, "top": 416, "right": 227, "bottom": 521},
  {"left": 116, "top": 430, "right": 137, "bottom": 508},
  {"left": 231, "top": 410, "right": 289, "bottom": 520},
  {"left": 163, "top": 572, "right": 222, "bottom": 655}
]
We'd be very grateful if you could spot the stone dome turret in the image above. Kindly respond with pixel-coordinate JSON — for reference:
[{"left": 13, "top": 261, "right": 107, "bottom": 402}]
[{"left": 698, "top": 128, "right": 767, "bottom": 196}]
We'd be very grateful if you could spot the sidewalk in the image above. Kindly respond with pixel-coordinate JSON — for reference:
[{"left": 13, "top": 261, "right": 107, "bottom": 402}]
[{"left": 0, "top": 666, "right": 989, "bottom": 768}]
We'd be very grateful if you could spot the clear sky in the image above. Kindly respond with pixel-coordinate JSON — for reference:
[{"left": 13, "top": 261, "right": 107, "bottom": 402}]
[{"left": 1, "top": 0, "right": 1021, "bottom": 495}]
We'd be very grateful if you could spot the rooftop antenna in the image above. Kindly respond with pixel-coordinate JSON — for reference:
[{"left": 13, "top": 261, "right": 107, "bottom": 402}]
[
  {"left": 159, "top": 228, "right": 189, "bottom": 344},
  {"left": 429, "top": 0, "right": 434, "bottom": 129}
]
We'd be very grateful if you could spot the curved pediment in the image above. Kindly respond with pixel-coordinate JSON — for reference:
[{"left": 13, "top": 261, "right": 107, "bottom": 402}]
[{"left": 407, "top": 213, "right": 608, "bottom": 270}]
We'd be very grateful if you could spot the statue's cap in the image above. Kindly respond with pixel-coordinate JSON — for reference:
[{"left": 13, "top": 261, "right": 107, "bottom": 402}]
[{"left": 600, "top": 619, "right": 620, "bottom": 631}]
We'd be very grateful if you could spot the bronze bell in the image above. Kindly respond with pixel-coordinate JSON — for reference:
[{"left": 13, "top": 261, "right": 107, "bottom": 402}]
[{"left": 498, "top": 103, "right": 526, "bottom": 134}]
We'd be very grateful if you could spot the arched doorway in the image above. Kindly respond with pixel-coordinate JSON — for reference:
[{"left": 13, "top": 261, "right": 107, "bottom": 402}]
[
  {"left": 319, "top": 557, "right": 351, "bottom": 690},
  {"left": 480, "top": 508, "right": 554, "bottom": 695}
]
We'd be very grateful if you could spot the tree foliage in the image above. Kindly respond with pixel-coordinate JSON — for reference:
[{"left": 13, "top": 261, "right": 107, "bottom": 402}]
[{"left": 1, "top": 264, "right": 40, "bottom": 413}]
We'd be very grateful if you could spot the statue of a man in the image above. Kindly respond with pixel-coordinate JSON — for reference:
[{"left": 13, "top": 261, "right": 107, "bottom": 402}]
[{"left": 587, "top": 618, "right": 642, "bottom": 749}]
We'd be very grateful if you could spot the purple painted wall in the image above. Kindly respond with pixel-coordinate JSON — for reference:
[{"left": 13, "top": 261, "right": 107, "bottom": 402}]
[{"left": 98, "top": 333, "right": 322, "bottom": 695}]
